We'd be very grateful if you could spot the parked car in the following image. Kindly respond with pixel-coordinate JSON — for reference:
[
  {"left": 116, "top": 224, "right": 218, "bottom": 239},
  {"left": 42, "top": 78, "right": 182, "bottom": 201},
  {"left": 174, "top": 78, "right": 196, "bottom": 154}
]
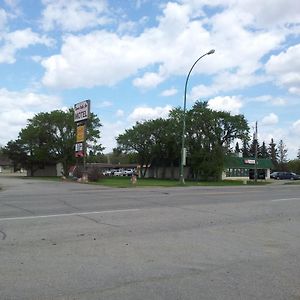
[
  {"left": 102, "top": 169, "right": 112, "bottom": 176},
  {"left": 123, "top": 169, "right": 135, "bottom": 176},
  {"left": 273, "top": 172, "right": 300, "bottom": 180},
  {"left": 270, "top": 172, "right": 279, "bottom": 179},
  {"left": 113, "top": 169, "right": 124, "bottom": 176}
]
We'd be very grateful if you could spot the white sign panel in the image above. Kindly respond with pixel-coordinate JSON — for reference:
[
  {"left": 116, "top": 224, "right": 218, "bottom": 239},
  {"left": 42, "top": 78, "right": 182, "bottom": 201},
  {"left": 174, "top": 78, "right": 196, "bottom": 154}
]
[
  {"left": 75, "top": 142, "right": 83, "bottom": 152},
  {"left": 74, "top": 100, "right": 90, "bottom": 122},
  {"left": 244, "top": 159, "right": 256, "bottom": 165}
]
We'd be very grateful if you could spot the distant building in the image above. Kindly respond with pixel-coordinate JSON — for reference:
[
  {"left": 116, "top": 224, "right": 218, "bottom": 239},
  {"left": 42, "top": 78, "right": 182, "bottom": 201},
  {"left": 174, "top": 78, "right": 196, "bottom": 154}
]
[
  {"left": 223, "top": 156, "right": 273, "bottom": 180},
  {"left": 0, "top": 156, "right": 14, "bottom": 173},
  {"left": 26, "top": 162, "right": 63, "bottom": 177}
]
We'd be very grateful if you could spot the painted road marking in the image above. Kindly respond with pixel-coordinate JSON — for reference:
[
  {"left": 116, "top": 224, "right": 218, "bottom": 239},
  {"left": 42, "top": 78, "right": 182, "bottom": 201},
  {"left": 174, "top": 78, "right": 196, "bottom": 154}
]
[
  {"left": 272, "top": 198, "right": 300, "bottom": 202},
  {"left": 0, "top": 208, "right": 140, "bottom": 222}
]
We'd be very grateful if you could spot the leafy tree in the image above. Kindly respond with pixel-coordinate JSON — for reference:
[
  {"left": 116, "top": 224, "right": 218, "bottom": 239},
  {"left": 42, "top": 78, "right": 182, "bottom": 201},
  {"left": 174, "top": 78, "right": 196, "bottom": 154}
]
[
  {"left": 3, "top": 140, "right": 28, "bottom": 172},
  {"left": 186, "top": 102, "right": 249, "bottom": 180},
  {"left": 288, "top": 159, "right": 300, "bottom": 174},
  {"left": 4, "top": 109, "right": 102, "bottom": 176},
  {"left": 117, "top": 117, "right": 181, "bottom": 178},
  {"left": 297, "top": 147, "right": 300, "bottom": 159},
  {"left": 116, "top": 102, "right": 249, "bottom": 180},
  {"left": 116, "top": 121, "right": 156, "bottom": 178},
  {"left": 150, "top": 117, "right": 181, "bottom": 178}
]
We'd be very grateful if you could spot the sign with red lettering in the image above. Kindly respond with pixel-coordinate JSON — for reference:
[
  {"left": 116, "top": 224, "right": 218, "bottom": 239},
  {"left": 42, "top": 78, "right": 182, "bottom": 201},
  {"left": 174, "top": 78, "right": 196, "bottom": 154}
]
[
  {"left": 244, "top": 159, "right": 256, "bottom": 164},
  {"left": 74, "top": 100, "right": 90, "bottom": 122}
]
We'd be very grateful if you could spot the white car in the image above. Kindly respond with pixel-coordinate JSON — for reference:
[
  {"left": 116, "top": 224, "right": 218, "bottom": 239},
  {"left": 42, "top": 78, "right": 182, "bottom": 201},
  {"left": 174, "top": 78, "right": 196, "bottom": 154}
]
[
  {"left": 123, "top": 169, "right": 135, "bottom": 176},
  {"left": 102, "top": 169, "right": 112, "bottom": 176},
  {"left": 113, "top": 169, "right": 124, "bottom": 176}
]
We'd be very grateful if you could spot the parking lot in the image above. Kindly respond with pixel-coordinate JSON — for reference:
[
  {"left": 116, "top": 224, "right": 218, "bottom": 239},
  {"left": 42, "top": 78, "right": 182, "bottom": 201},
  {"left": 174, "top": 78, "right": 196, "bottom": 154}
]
[{"left": 1, "top": 176, "right": 300, "bottom": 299}]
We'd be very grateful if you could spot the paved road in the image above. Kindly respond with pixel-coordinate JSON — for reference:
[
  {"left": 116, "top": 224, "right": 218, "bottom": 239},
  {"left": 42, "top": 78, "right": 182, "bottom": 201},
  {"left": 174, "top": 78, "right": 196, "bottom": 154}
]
[{"left": 0, "top": 176, "right": 300, "bottom": 300}]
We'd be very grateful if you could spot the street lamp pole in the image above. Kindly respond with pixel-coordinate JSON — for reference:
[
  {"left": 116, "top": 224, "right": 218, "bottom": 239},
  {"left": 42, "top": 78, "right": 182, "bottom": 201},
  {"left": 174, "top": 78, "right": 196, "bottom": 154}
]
[{"left": 179, "top": 49, "right": 215, "bottom": 184}]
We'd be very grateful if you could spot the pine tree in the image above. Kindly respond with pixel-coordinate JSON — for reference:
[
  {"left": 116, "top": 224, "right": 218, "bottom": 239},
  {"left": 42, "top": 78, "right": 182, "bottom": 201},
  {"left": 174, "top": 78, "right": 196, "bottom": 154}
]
[
  {"left": 235, "top": 142, "right": 240, "bottom": 154},
  {"left": 242, "top": 139, "right": 250, "bottom": 158},
  {"left": 278, "top": 139, "right": 288, "bottom": 171},
  {"left": 259, "top": 141, "right": 269, "bottom": 158},
  {"left": 249, "top": 137, "right": 260, "bottom": 158},
  {"left": 268, "top": 138, "right": 278, "bottom": 169}
]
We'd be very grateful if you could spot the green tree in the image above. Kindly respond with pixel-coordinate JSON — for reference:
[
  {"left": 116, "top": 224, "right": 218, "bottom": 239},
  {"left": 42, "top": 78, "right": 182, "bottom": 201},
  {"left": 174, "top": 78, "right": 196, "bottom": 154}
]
[
  {"left": 116, "top": 121, "right": 156, "bottom": 178},
  {"left": 288, "top": 159, "right": 300, "bottom": 174},
  {"left": 116, "top": 102, "right": 249, "bottom": 181},
  {"left": 3, "top": 140, "right": 28, "bottom": 172},
  {"left": 268, "top": 138, "right": 278, "bottom": 169},
  {"left": 186, "top": 102, "right": 249, "bottom": 180},
  {"left": 235, "top": 142, "right": 241, "bottom": 154},
  {"left": 278, "top": 139, "right": 288, "bottom": 171},
  {"left": 4, "top": 109, "right": 102, "bottom": 176},
  {"left": 242, "top": 139, "right": 250, "bottom": 157},
  {"left": 259, "top": 141, "right": 269, "bottom": 158},
  {"left": 249, "top": 135, "right": 260, "bottom": 159}
]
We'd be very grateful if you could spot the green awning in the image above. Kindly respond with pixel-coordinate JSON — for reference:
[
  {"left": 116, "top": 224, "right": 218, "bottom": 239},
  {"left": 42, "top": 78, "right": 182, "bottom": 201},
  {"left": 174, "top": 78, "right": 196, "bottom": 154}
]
[{"left": 224, "top": 156, "right": 273, "bottom": 169}]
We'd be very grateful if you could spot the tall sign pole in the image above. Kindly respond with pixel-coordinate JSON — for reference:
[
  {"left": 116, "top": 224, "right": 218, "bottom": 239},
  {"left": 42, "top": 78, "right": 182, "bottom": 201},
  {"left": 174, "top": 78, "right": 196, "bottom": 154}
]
[{"left": 74, "top": 100, "right": 91, "bottom": 181}]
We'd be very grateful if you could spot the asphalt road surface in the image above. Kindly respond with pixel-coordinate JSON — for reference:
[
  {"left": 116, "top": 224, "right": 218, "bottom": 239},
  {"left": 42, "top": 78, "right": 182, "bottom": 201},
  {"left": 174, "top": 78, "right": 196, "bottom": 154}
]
[{"left": 0, "top": 176, "right": 300, "bottom": 300}]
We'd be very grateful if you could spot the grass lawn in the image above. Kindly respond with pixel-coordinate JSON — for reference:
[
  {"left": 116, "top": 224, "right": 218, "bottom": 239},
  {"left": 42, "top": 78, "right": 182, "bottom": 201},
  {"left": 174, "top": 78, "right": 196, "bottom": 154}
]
[
  {"left": 19, "top": 176, "right": 271, "bottom": 188},
  {"left": 92, "top": 177, "right": 269, "bottom": 188}
]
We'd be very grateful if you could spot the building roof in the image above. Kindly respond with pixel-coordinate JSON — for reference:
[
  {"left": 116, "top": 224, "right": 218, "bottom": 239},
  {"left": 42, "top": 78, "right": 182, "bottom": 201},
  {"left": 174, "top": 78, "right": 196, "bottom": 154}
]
[{"left": 224, "top": 156, "right": 273, "bottom": 169}]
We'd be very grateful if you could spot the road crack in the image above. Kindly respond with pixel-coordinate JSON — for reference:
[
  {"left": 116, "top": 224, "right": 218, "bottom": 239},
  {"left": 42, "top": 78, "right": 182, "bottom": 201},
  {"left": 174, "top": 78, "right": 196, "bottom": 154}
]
[
  {"left": 77, "top": 215, "right": 120, "bottom": 227},
  {"left": 4, "top": 203, "right": 35, "bottom": 215},
  {"left": 0, "top": 230, "right": 7, "bottom": 240}
]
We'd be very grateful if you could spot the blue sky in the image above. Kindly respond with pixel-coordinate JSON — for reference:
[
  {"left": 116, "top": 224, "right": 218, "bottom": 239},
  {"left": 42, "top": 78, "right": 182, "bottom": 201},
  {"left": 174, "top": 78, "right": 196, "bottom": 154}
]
[{"left": 0, "top": 0, "right": 300, "bottom": 158}]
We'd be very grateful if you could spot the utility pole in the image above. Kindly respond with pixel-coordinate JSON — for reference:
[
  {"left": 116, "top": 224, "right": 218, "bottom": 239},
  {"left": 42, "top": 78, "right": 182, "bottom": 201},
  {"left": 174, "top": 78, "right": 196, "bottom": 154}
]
[{"left": 254, "top": 121, "right": 258, "bottom": 183}]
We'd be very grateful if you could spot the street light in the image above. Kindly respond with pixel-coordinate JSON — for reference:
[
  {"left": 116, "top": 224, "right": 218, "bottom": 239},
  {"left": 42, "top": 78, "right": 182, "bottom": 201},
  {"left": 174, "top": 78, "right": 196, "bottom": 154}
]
[{"left": 179, "top": 49, "right": 215, "bottom": 184}]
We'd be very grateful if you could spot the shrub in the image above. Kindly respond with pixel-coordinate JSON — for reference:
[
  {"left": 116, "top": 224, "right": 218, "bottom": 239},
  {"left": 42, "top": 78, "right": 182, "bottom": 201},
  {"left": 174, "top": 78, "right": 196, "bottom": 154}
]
[{"left": 88, "top": 166, "right": 102, "bottom": 182}]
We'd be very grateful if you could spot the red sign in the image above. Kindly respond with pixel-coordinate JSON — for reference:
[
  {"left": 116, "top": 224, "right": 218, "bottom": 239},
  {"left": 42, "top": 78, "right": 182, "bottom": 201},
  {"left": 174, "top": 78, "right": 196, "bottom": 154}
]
[{"left": 75, "top": 151, "right": 84, "bottom": 158}]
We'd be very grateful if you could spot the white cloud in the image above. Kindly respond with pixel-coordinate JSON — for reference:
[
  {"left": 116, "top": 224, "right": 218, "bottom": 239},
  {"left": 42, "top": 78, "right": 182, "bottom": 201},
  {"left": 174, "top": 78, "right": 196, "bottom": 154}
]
[
  {"left": 40, "top": 2, "right": 214, "bottom": 89},
  {"left": 40, "top": 0, "right": 292, "bottom": 94},
  {"left": 161, "top": 88, "right": 178, "bottom": 97},
  {"left": 128, "top": 105, "right": 172, "bottom": 122},
  {"left": 236, "top": 0, "right": 300, "bottom": 27},
  {"left": 0, "top": 8, "right": 8, "bottom": 29},
  {"left": 101, "top": 120, "right": 125, "bottom": 152},
  {"left": 261, "top": 113, "right": 279, "bottom": 126},
  {"left": 251, "top": 95, "right": 286, "bottom": 106},
  {"left": 133, "top": 72, "right": 165, "bottom": 89},
  {"left": 97, "top": 101, "right": 112, "bottom": 108},
  {"left": 208, "top": 96, "right": 243, "bottom": 115},
  {"left": 266, "top": 44, "right": 300, "bottom": 95},
  {"left": 292, "top": 120, "right": 300, "bottom": 135},
  {"left": 41, "top": 31, "right": 155, "bottom": 88},
  {"left": 183, "top": 0, "right": 300, "bottom": 28},
  {"left": 115, "top": 109, "right": 124, "bottom": 117},
  {"left": 41, "top": 0, "right": 109, "bottom": 32},
  {"left": 0, "top": 28, "right": 53, "bottom": 64},
  {"left": 0, "top": 88, "right": 62, "bottom": 145}
]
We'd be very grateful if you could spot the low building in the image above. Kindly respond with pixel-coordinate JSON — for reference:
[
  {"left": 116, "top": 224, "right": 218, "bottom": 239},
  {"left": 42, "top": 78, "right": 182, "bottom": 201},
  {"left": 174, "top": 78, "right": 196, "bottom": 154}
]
[
  {"left": 0, "top": 156, "right": 14, "bottom": 173},
  {"left": 222, "top": 156, "right": 273, "bottom": 180},
  {"left": 27, "top": 162, "right": 63, "bottom": 177}
]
